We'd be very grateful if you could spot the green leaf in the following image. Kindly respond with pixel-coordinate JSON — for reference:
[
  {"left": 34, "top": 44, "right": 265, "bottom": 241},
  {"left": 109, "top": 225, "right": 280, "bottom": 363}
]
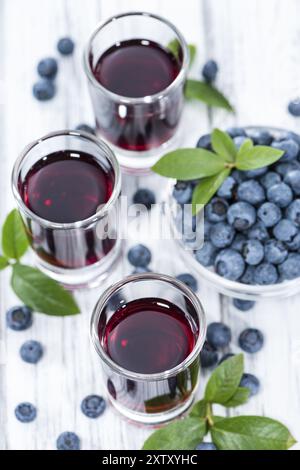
[
  {"left": 224, "top": 387, "right": 250, "bottom": 407},
  {"left": 211, "top": 129, "right": 237, "bottom": 162},
  {"left": 205, "top": 354, "right": 244, "bottom": 404},
  {"left": 236, "top": 145, "right": 284, "bottom": 171},
  {"left": 142, "top": 417, "right": 206, "bottom": 450},
  {"left": 189, "top": 399, "right": 207, "bottom": 418},
  {"left": 192, "top": 169, "right": 231, "bottom": 214},
  {"left": 152, "top": 149, "right": 227, "bottom": 180},
  {"left": 238, "top": 138, "right": 253, "bottom": 153},
  {"left": 185, "top": 79, "right": 234, "bottom": 111},
  {"left": 11, "top": 263, "right": 80, "bottom": 316},
  {"left": 0, "top": 256, "right": 9, "bottom": 271},
  {"left": 188, "top": 44, "right": 197, "bottom": 67},
  {"left": 211, "top": 416, "right": 296, "bottom": 450},
  {"left": 2, "top": 209, "right": 29, "bottom": 260}
]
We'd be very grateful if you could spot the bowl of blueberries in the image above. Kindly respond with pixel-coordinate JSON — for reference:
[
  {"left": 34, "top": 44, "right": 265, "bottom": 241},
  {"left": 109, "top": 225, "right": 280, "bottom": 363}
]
[{"left": 169, "top": 126, "right": 300, "bottom": 300}]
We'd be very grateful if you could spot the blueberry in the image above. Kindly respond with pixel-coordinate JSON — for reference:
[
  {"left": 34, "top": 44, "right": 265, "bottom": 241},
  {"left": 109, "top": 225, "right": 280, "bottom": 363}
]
[
  {"left": 176, "top": 273, "right": 198, "bottom": 292},
  {"left": 215, "top": 249, "right": 245, "bottom": 281},
  {"left": 240, "top": 373, "right": 260, "bottom": 396},
  {"left": 237, "top": 180, "right": 265, "bottom": 206},
  {"left": 267, "top": 183, "right": 293, "bottom": 208},
  {"left": 232, "top": 233, "right": 247, "bottom": 252},
  {"left": 284, "top": 170, "right": 300, "bottom": 195},
  {"left": 205, "top": 197, "right": 228, "bottom": 223},
  {"left": 239, "top": 328, "right": 264, "bottom": 353},
  {"left": 273, "top": 219, "right": 298, "bottom": 242},
  {"left": 200, "top": 341, "right": 218, "bottom": 368},
  {"left": 242, "top": 240, "right": 264, "bottom": 265},
  {"left": 260, "top": 171, "right": 281, "bottom": 190},
  {"left": 226, "top": 127, "right": 247, "bottom": 138},
  {"left": 172, "top": 181, "right": 193, "bottom": 205},
  {"left": 257, "top": 202, "right": 282, "bottom": 227},
  {"left": 204, "top": 220, "right": 212, "bottom": 240},
  {"left": 196, "top": 442, "right": 217, "bottom": 450},
  {"left": 57, "top": 37, "right": 75, "bottom": 55},
  {"left": 6, "top": 306, "right": 33, "bottom": 331},
  {"left": 81, "top": 395, "right": 106, "bottom": 418},
  {"left": 249, "top": 130, "right": 273, "bottom": 146},
  {"left": 232, "top": 170, "right": 246, "bottom": 184},
  {"left": 33, "top": 80, "right": 56, "bottom": 101},
  {"left": 217, "top": 176, "right": 236, "bottom": 199},
  {"left": 56, "top": 432, "right": 80, "bottom": 450},
  {"left": 264, "top": 239, "right": 288, "bottom": 264},
  {"left": 244, "top": 167, "right": 268, "bottom": 179},
  {"left": 20, "top": 340, "right": 43, "bottom": 364},
  {"left": 196, "top": 134, "right": 211, "bottom": 149},
  {"left": 241, "top": 266, "right": 256, "bottom": 285},
  {"left": 210, "top": 222, "right": 235, "bottom": 248},
  {"left": 127, "top": 244, "right": 151, "bottom": 267},
  {"left": 253, "top": 263, "right": 278, "bottom": 285},
  {"left": 133, "top": 188, "right": 156, "bottom": 209},
  {"left": 233, "top": 136, "right": 248, "bottom": 150},
  {"left": 247, "top": 222, "right": 270, "bottom": 242},
  {"left": 227, "top": 202, "right": 256, "bottom": 231},
  {"left": 285, "top": 232, "right": 300, "bottom": 251},
  {"left": 278, "top": 253, "right": 300, "bottom": 280},
  {"left": 233, "top": 299, "right": 256, "bottom": 311},
  {"left": 202, "top": 60, "right": 218, "bottom": 82},
  {"left": 207, "top": 322, "right": 231, "bottom": 349},
  {"left": 133, "top": 266, "right": 152, "bottom": 274},
  {"left": 218, "top": 353, "right": 235, "bottom": 364},
  {"left": 272, "top": 139, "right": 299, "bottom": 162},
  {"left": 75, "top": 124, "right": 96, "bottom": 135},
  {"left": 15, "top": 403, "right": 37, "bottom": 423},
  {"left": 275, "top": 161, "right": 300, "bottom": 177},
  {"left": 288, "top": 99, "right": 300, "bottom": 117},
  {"left": 37, "top": 57, "right": 58, "bottom": 79},
  {"left": 286, "top": 199, "right": 300, "bottom": 226},
  {"left": 195, "top": 242, "right": 216, "bottom": 267}
]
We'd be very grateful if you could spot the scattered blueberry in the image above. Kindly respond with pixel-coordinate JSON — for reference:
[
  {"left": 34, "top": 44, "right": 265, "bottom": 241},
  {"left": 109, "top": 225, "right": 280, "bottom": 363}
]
[
  {"left": 272, "top": 139, "right": 299, "bottom": 162},
  {"left": 217, "top": 176, "right": 236, "bottom": 199},
  {"left": 75, "top": 124, "right": 96, "bottom": 135},
  {"left": 196, "top": 133, "right": 211, "bottom": 149},
  {"left": 257, "top": 202, "right": 282, "bottom": 228},
  {"left": 260, "top": 171, "right": 281, "bottom": 190},
  {"left": 37, "top": 57, "right": 58, "bottom": 79},
  {"left": 264, "top": 239, "right": 288, "bottom": 264},
  {"left": 253, "top": 263, "right": 278, "bottom": 285},
  {"left": 6, "top": 306, "right": 33, "bottom": 331},
  {"left": 200, "top": 341, "right": 218, "bottom": 368},
  {"left": 242, "top": 239, "right": 264, "bottom": 265},
  {"left": 81, "top": 395, "right": 106, "bottom": 419},
  {"left": 237, "top": 180, "right": 265, "bottom": 206},
  {"left": 133, "top": 188, "right": 156, "bottom": 209},
  {"left": 288, "top": 99, "right": 300, "bottom": 117},
  {"left": 226, "top": 127, "right": 247, "bottom": 138},
  {"left": 210, "top": 222, "right": 235, "bottom": 248},
  {"left": 172, "top": 181, "right": 193, "bottom": 205},
  {"left": 196, "top": 442, "right": 217, "bottom": 450},
  {"left": 284, "top": 170, "right": 300, "bottom": 195},
  {"left": 57, "top": 37, "right": 75, "bottom": 56},
  {"left": 33, "top": 80, "right": 56, "bottom": 101},
  {"left": 127, "top": 244, "right": 151, "bottom": 268},
  {"left": 273, "top": 219, "right": 298, "bottom": 242},
  {"left": 239, "top": 328, "right": 264, "bottom": 353},
  {"left": 227, "top": 202, "right": 256, "bottom": 231},
  {"left": 15, "top": 402, "right": 37, "bottom": 423},
  {"left": 240, "top": 373, "right": 260, "bottom": 396},
  {"left": 215, "top": 249, "right": 245, "bottom": 281},
  {"left": 133, "top": 266, "right": 152, "bottom": 274},
  {"left": 176, "top": 273, "right": 198, "bottom": 292},
  {"left": 205, "top": 197, "right": 228, "bottom": 223},
  {"left": 218, "top": 353, "right": 235, "bottom": 364},
  {"left": 278, "top": 253, "right": 300, "bottom": 280},
  {"left": 56, "top": 432, "right": 80, "bottom": 450},
  {"left": 233, "top": 299, "right": 256, "bottom": 311},
  {"left": 247, "top": 221, "right": 269, "bottom": 242},
  {"left": 207, "top": 322, "right": 231, "bottom": 349},
  {"left": 267, "top": 183, "right": 293, "bottom": 208},
  {"left": 195, "top": 242, "right": 216, "bottom": 267},
  {"left": 202, "top": 60, "right": 218, "bottom": 82},
  {"left": 20, "top": 340, "right": 43, "bottom": 364},
  {"left": 286, "top": 199, "right": 300, "bottom": 226}
]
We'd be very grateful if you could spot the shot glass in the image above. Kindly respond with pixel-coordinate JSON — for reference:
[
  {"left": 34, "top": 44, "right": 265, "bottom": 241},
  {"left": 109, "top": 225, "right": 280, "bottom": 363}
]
[
  {"left": 90, "top": 273, "right": 206, "bottom": 425},
  {"left": 84, "top": 11, "right": 189, "bottom": 174},
  {"left": 12, "top": 130, "right": 122, "bottom": 288}
]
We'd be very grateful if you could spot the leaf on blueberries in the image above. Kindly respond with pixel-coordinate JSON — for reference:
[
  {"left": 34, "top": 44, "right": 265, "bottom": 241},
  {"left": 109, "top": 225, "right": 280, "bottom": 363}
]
[
  {"left": 152, "top": 148, "right": 227, "bottom": 180},
  {"left": 238, "top": 138, "right": 253, "bottom": 154},
  {"left": 224, "top": 387, "right": 250, "bottom": 408},
  {"left": 205, "top": 354, "right": 244, "bottom": 404},
  {"left": 192, "top": 169, "right": 231, "bottom": 214},
  {"left": 11, "top": 263, "right": 80, "bottom": 316},
  {"left": 236, "top": 145, "right": 284, "bottom": 170},
  {"left": 185, "top": 79, "right": 234, "bottom": 111},
  {"left": 0, "top": 256, "right": 9, "bottom": 271},
  {"left": 211, "top": 416, "right": 296, "bottom": 450},
  {"left": 2, "top": 209, "right": 29, "bottom": 260},
  {"left": 189, "top": 399, "right": 207, "bottom": 418},
  {"left": 211, "top": 129, "right": 237, "bottom": 162},
  {"left": 142, "top": 417, "right": 206, "bottom": 450}
]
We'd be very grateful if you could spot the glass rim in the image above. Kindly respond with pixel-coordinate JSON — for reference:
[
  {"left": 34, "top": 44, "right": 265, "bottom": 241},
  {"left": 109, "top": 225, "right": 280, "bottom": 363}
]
[
  {"left": 11, "top": 129, "right": 122, "bottom": 230},
  {"left": 83, "top": 11, "right": 190, "bottom": 105},
  {"left": 90, "top": 272, "right": 207, "bottom": 381}
]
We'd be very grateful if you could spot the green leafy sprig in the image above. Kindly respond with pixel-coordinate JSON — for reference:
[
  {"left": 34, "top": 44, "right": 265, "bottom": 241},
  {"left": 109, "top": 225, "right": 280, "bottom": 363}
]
[
  {"left": 142, "top": 355, "right": 296, "bottom": 450},
  {"left": 0, "top": 209, "right": 80, "bottom": 316},
  {"left": 152, "top": 129, "right": 284, "bottom": 214}
]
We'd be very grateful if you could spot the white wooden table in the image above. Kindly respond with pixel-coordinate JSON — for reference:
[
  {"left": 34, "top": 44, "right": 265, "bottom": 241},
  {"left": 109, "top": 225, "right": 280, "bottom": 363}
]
[{"left": 1, "top": 0, "right": 300, "bottom": 450}]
